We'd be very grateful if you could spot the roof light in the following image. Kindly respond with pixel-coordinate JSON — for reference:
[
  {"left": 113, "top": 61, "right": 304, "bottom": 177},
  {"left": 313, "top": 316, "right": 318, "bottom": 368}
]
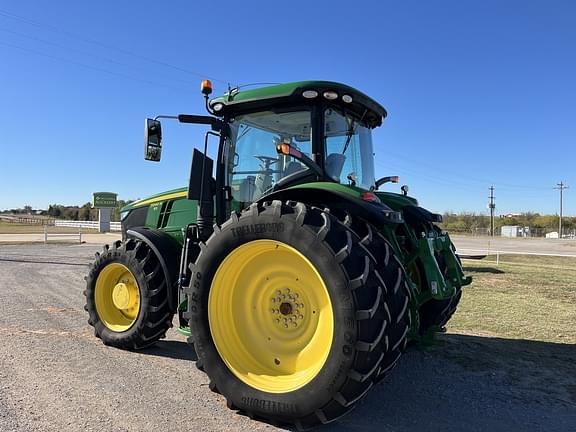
[
  {"left": 323, "top": 91, "right": 338, "bottom": 100},
  {"left": 342, "top": 94, "right": 353, "bottom": 103},
  {"left": 302, "top": 90, "right": 318, "bottom": 99},
  {"left": 213, "top": 103, "right": 224, "bottom": 112},
  {"left": 201, "top": 79, "right": 213, "bottom": 96}
]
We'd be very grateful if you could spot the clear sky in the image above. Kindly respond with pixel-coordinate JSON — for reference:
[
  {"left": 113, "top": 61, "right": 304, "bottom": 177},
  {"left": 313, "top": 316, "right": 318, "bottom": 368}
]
[{"left": 0, "top": 1, "right": 574, "bottom": 215}]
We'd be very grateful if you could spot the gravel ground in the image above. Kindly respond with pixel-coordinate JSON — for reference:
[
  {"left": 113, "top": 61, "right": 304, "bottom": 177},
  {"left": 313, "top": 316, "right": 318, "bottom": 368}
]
[
  {"left": 452, "top": 235, "right": 576, "bottom": 256},
  {"left": 0, "top": 243, "right": 575, "bottom": 432}
]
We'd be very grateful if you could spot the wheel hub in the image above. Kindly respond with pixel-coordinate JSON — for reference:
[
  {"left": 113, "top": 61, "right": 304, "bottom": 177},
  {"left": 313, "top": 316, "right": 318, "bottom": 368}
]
[
  {"left": 270, "top": 288, "right": 305, "bottom": 330},
  {"left": 112, "top": 282, "right": 131, "bottom": 309},
  {"left": 95, "top": 263, "right": 141, "bottom": 332}
]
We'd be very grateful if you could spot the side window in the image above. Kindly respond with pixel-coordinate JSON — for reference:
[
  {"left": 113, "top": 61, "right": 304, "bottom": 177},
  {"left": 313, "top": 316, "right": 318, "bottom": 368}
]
[{"left": 324, "top": 109, "right": 375, "bottom": 190}]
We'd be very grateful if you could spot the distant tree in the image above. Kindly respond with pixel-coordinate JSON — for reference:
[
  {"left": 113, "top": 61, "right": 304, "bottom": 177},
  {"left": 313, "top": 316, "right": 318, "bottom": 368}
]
[
  {"left": 112, "top": 199, "right": 134, "bottom": 222},
  {"left": 79, "top": 202, "right": 92, "bottom": 221},
  {"left": 48, "top": 205, "right": 62, "bottom": 218}
]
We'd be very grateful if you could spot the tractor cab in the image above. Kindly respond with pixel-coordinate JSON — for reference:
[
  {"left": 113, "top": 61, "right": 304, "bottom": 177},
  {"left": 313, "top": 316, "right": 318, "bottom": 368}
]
[
  {"left": 144, "top": 81, "right": 391, "bottom": 232},
  {"left": 210, "top": 82, "right": 386, "bottom": 208}
]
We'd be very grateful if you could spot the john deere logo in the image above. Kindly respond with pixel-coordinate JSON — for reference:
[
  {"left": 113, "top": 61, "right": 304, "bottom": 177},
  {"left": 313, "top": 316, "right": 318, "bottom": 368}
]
[{"left": 92, "top": 192, "right": 117, "bottom": 208}]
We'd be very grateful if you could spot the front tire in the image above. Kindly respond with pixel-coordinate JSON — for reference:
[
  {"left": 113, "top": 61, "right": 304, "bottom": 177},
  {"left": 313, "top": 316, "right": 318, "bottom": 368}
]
[
  {"left": 84, "top": 239, "right": 174, "bottom": 349},
  {"left": 186, "top": 200, "right": 408, "bottom": 428}
]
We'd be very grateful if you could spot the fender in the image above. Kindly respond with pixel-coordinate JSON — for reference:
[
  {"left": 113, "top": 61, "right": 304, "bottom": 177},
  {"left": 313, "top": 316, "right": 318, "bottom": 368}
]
[
  {"left": 402, "top": 205, "right": 443, "bottom": 225},
  {"left": 258, "top": 187, "right": 403, "bottom": 226},
  {"left": 126, "top": 227, "right": 181, "bottom": 312}
]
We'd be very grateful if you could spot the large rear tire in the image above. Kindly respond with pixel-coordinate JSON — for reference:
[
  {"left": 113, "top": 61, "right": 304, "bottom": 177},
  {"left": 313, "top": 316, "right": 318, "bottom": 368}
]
[
  {"left": 186, "top": 200, "right": 409, "bottom": 428},
  {"left": 84, "top": 239, "right": 174, "bottom": 349},
  {"left": 332, "top": 211, "right": 412, "bottom": 380}
]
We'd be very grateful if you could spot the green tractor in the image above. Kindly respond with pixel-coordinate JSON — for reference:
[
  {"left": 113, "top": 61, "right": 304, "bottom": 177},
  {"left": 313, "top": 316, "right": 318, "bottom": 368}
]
[{"left": 84, "top": 80, "right": 471, "bottom": 428}]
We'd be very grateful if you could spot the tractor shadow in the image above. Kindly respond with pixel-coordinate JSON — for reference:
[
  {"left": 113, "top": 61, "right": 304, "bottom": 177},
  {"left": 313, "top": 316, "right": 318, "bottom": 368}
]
[
  {"left": 138, "top": 339, "right": 198, "bottom": 362},
  {"left": 462, "top": 265, "right": 505, "bottom": 274},
  {"left": 327, "top": 334, "right": 576, "bottom": 432},
  {"left": 133, "top": 332, "right": 576, "bottom": 432}
]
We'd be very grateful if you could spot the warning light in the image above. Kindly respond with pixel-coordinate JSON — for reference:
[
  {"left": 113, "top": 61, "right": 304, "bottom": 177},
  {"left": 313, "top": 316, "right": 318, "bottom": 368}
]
[
  {"left": 276, "top": 143, "right": 302, "bottom": 158},
  {"left": 201, "top": 80, "right": 213, "bottom": 96}
]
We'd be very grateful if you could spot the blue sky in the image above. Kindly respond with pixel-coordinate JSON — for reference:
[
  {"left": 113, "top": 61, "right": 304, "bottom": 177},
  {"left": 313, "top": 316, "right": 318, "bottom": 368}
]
[{"left": 0, "top": 1, "right": 574, "bottom": 215}]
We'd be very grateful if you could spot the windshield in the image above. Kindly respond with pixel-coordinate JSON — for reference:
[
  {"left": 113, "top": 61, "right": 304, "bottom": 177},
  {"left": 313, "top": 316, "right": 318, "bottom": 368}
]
[
  {"left": 324, "top": 108, "right": 375, "bottom": 190},
  {"left": 226, "top": 110, "right": 312, "bottom": 205}
]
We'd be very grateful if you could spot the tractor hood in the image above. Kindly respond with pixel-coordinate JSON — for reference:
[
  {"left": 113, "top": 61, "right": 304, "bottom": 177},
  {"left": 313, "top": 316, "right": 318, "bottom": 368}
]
[{"left": 121, "top": 187, "right": 187, "bottom": 212}]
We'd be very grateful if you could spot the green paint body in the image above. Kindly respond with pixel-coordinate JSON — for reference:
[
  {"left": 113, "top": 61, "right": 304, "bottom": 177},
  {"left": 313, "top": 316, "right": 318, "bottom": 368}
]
[{"left": 123, "top": 81, "right": 470, "bottom": 340}]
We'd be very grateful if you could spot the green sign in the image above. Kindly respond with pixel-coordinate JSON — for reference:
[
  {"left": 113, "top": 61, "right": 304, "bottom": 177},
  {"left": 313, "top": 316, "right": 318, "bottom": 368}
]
[{"left": 92, "top": 192, "right": 117, "bottom": 208}]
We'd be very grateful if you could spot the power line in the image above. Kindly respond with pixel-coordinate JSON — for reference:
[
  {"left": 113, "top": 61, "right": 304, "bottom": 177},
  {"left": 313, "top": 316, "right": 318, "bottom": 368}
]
[
  {"left": 0, "top": 27, "right": 194, "bottom": 86},
  {"left": 380, "top": 151, "right": 551, "bottom": 191},
  {"left": 0, "top": 40, "right": 186, "bottom": 91},
  {"left": 0, "top": 8, "right": 230, "bottom": 85},
  {"left": 554, "top": 181, "right": 568, "bottom": 238},
  {"left": 488, "top": 186, "right": 496, "bottom": 237}
]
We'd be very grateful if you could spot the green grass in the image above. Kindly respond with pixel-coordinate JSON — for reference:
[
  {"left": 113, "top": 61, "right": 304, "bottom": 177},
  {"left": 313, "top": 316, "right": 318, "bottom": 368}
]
[
  {"left": 0, "top": 221, "right": 98, "bottom": 234},
  {"left": 449, "top": 255, "right": 576, "bottom": 344}
]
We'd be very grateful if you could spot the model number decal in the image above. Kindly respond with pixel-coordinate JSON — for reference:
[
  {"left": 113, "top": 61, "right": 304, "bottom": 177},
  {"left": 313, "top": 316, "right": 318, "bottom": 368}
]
[{"left": 231, "top": 223, "right": 285, "bottom": 237}]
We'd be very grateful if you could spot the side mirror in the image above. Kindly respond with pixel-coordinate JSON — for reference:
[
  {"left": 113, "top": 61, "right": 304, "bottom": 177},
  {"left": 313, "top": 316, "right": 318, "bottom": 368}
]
[{"left": 144, "top": 118, "right": 162, "bottom": 161}]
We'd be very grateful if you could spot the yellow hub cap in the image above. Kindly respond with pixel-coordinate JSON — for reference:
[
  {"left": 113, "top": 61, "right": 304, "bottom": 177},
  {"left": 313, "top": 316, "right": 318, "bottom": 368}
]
[
  {"left": 95, "top": 263, "right": 140, "bottom": 332},
  {"left": 209, "top": 240, "right": 334, "bottom": 393}
]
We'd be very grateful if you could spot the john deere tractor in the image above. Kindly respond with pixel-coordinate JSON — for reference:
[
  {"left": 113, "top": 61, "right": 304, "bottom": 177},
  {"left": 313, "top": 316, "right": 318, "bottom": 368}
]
[{"left": 84, "top": 80, "right": 471, "bottom": 428}]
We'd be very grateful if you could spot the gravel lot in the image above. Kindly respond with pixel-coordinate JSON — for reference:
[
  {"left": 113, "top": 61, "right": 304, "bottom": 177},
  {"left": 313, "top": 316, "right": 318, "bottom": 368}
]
[
  {"left": 452, "top": 235, "right": 576, "bottom": 256},
  {"left": 0, "top": 243, "right": 575, "bottom": 432}
]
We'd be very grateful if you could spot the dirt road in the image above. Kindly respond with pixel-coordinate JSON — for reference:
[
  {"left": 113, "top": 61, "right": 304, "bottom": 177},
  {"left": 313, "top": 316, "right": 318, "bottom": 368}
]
[{"left": 0, "top": 243, "right": 574, "bottom": 431}]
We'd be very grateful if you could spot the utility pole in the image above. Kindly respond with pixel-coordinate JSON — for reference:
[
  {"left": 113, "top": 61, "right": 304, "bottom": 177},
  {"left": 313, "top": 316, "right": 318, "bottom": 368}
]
[
  {"left": 554, "top": 182, "right": 568, "bottom": 238},
  {"left": 488, "top": 185, "right": 496, "bottom": 237}
]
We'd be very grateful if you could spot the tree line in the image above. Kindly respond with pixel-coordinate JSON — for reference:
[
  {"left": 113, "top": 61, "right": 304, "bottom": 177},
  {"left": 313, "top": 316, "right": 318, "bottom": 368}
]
[
  {"left": 1, "top": 200, "right": 134, "bottom": 222},
  {"left": 441, "top": 212, "right": 575, "bottom": 234},
  {"left": 3, "top": 205, "right": 573, "bottom": 232}
]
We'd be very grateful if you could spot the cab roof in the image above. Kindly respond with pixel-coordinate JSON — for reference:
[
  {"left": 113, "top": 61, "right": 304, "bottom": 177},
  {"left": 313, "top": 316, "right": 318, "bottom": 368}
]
[{"left": 209, "top": 81, "right": 387, "bottom": 128}]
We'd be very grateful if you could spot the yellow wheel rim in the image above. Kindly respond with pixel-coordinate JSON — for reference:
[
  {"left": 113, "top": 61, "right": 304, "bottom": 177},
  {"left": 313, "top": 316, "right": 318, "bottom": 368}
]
[
  {"left": 95, "top": 263, "right": 141, "bottom": 332},
  {"left": 209, "top": 240, "right": 334, "bottom": 393}
]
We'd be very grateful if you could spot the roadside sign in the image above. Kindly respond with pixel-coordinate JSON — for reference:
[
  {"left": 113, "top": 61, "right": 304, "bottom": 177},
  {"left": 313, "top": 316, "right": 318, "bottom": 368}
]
[{"left": 92, "top": 192, "right": 117, "bottom": 208}]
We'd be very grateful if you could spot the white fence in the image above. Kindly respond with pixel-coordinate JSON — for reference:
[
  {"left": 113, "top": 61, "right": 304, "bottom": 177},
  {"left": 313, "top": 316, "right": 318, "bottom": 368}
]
[{"left": 54, "top": 220, "right": 122, "bottom": 231}]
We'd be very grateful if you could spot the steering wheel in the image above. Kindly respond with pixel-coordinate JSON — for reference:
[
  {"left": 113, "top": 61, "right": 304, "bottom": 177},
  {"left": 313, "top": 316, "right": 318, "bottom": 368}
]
[{"left": 255, "top": 155, "right": 279, "bottom": 166}]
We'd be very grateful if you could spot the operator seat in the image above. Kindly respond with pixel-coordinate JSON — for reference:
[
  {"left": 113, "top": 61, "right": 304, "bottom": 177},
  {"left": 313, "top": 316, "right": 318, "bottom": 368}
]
[
  {"left": 284, "top": 161, "right": 304, "bottom": 177},
  {"left": 238, "top": 176, "right": 256, "bottom": 203}
]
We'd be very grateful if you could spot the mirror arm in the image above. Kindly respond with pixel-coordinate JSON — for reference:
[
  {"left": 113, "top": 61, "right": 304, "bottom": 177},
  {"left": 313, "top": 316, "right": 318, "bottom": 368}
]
[
  {"left": 154, "top": 115, "right": 178, "bottom": 121},
  {"left": 152, "top": 114, "right": 222, "bottom": 131}
]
